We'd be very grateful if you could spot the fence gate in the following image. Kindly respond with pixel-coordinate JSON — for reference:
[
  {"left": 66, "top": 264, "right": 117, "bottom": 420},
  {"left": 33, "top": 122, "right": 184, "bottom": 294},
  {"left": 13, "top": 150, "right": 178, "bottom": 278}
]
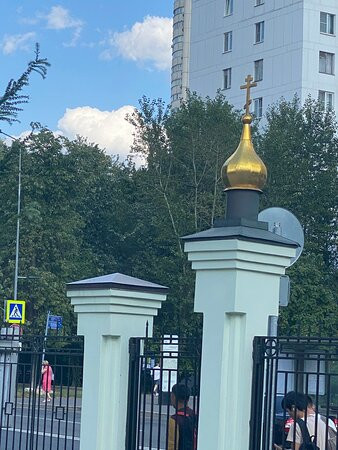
[
  {"left": 0, "top": 330, "right": 83, "bottom": 450},
  {"left": 249, "top": 336, "right": 338, "bottom": 450},
  {"left": 126, "top": 335, "right": 201, "bottom": 450}
]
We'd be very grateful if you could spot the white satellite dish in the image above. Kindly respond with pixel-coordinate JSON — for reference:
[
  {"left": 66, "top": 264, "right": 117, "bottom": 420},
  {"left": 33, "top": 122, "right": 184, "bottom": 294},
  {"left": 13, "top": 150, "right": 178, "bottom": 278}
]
[{"left": 258, "top": 207, "right": 304, "bottom": 266}]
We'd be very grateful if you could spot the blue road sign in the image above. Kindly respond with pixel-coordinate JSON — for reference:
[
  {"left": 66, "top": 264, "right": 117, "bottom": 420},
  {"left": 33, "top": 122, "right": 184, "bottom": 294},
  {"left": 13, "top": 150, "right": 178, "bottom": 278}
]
[{"left": 48, "top": 315, "right": 62, "bottom": 330}]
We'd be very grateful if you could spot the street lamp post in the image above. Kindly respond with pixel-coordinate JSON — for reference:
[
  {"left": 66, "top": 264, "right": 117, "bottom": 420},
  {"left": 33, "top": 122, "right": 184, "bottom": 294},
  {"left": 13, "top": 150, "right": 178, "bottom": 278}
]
[
  {"left": 0, "top": 130, "right": 22, "bottom": 300},
  {"left": 14, "top": 145, "right": 22, "bottom": 301}
]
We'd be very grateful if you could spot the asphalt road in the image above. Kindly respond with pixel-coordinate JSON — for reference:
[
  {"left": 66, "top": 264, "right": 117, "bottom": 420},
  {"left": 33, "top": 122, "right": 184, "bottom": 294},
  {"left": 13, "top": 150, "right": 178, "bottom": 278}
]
[
  {"left": 0, "top": 400, "right": 80, "bottom": 450},
  {"left": 0, "top": 395, "right": 192, "bottom": 450}
]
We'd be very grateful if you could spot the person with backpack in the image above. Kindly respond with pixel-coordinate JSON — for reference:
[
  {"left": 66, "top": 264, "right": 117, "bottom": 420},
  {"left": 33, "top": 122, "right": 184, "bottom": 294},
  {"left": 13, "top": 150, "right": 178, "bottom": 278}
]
[
  {"left": 306, "top": 396, "right": 336, "bottom": 432},
  {"left": 168, "top": 384, "right": 197, "bottom": 450},
  {"left": 274, "top": 391, "right": 332, "bottom": 450}
]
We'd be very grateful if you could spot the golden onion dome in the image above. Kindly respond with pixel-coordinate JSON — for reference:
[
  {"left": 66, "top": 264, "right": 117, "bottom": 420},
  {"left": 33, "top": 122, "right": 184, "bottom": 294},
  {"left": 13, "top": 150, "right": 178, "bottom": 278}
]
[{"left": 221, "top": 112, "right": 267, "bottom": 192}]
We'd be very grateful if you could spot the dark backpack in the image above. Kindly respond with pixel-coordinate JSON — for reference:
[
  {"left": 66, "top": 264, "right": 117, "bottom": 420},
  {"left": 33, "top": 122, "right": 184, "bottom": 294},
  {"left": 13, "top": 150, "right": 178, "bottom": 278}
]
[
  {"left": 296, "top": 419, "right": 320, "bottom": 450},
  {"left": 320, "top": 417, "right": 337, "bottom": 450},
  {"left": 172, "top": 408, "right": 197, "bottom": 450}
]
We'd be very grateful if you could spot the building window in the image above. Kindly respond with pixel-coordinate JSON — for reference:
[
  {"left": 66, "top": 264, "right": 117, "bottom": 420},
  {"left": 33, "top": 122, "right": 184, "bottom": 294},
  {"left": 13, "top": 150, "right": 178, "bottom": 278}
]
[
  {"left": 172, "top": 63, "right": 183, "bottom": 73},
  {"left": 253, "top": 97, "right": 263, "bottom": 118},
  {"left": 255, "top": 0, "right": 264, "bottom": 5},
  {"left": 255, "top": 21, "right": 265, "bottom": 43},
  {"left": 223, "top": 68, "right": 232, "bottom": 89},
  {"left": 174, "top": 6, "right": 185, "bottom": 15},
  {"left": 224, "top": 31, "right": 233, "bottom": 52},
  {"left": 318, "top": 90, "right": 334, "bottom": 110},
  {"left": 254, "top": 59, "right": 263, "bottom": 81},
  {"left": 225, "top": 0, "right": 233, "bottom": 16},
  {"left": 172, "top": 35, "right": 184, "bottom": 45},
  {"left": 171, "top": 78, "right": 181, "bottom": 88},
  {"left": 319, "top": 51, "right": 335, "bottom": 74},
  {"left": 320, "top": 12, "right": 335, "bottom": 35},
  {"left": 173, "top": 21, "right": 184, "bottom": 32}
]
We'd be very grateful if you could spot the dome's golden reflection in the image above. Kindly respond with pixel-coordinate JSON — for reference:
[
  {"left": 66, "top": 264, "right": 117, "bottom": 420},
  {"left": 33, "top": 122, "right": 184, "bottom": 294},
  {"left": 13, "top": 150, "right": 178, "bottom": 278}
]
[{"left": 221, "top": 113, "right": 267, "bottom": 192}]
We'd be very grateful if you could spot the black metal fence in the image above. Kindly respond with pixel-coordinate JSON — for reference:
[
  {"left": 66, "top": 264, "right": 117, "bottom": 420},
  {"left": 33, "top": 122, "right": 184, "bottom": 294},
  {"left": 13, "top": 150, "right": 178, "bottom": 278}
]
[
  {"left": 0, "top": 329, "right": 83, "bottom": 450},
  {"left": 126, "top": 335, "right": 201, "bottom": 450},
  {"left": 250, "top": 336, "right": 338, "bottom": 450}
]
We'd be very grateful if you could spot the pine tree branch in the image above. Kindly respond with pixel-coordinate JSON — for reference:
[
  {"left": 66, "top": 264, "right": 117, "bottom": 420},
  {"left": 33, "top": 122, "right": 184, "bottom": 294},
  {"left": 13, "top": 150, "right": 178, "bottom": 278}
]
[{"left": 0, "top": 43, "right": 50, "bottom": 125}]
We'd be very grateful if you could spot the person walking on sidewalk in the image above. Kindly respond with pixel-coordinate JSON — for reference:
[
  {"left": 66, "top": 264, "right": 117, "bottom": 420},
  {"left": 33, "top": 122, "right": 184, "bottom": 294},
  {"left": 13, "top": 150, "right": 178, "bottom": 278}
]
[
  {"left": 152, "top": 362, "right": 161, "bottom": 397},
  {"left": 41, "top": 360, "right": 53, "bottom": 402}
]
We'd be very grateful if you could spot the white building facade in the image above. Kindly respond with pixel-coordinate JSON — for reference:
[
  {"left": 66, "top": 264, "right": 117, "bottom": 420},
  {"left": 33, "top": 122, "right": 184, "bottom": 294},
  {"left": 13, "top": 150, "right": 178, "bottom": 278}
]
[
  {"left": 171, "top": 0, "right": 192, "bottom": 109},
  {"left": 177, "top": 0, "right": 338, "bottom": 117}
]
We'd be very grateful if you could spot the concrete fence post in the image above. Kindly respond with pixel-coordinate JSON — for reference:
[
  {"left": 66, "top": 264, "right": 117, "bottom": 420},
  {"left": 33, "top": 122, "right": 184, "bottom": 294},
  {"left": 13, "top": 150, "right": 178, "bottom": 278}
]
[
  {"left": 184, "top": 233, "right": 297, "bottom": 450},
  {"left": 66, "top": 273, "right": 167, "bottom": 450}
]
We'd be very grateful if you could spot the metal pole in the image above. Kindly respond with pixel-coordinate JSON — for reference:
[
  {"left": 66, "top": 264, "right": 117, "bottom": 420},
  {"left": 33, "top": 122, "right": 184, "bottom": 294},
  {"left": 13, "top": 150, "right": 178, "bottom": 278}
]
[
  {"left": 42, "top": 311, "right": 50, "bottom": 364},
  {"left": 14, "top": 145, "right": 22, "bottom": 301},
  {"left": 0, "top": 131, "right": 22, "bottom": 301},
  {"left": 265, "top": 222, "right": 282, "bottom": 449}
]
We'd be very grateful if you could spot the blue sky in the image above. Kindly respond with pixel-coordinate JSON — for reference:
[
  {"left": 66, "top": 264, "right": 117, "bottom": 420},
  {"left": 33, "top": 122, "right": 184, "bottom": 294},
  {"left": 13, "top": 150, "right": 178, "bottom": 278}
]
[{"left": 1, "top": 1, "right": 173, "bottom": 158}]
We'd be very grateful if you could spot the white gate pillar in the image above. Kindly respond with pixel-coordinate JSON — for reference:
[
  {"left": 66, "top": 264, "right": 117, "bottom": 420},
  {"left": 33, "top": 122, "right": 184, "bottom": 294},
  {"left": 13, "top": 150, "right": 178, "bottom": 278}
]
[
  {"left": 66, "top": 273, "right": 167, "bottom": 450},
  {"left": 184, "top": 231, "right": 297, "bottom": 450}
]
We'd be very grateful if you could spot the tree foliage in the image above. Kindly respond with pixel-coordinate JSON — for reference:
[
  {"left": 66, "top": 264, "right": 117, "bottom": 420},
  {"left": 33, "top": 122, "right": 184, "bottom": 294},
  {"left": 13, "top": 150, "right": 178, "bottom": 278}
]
[
  {"left": 0, "top": 44, "right": 50, "bottom": 125},
  {"left": 0, "top": 94, "right": 336, "bottom": 336}
]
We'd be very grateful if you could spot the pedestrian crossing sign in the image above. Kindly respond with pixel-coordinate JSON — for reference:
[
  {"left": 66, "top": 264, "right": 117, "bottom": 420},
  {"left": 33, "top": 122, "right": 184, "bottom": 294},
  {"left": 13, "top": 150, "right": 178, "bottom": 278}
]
[{"left": 6, "top": 300, "right": 26, "bottom": 324}]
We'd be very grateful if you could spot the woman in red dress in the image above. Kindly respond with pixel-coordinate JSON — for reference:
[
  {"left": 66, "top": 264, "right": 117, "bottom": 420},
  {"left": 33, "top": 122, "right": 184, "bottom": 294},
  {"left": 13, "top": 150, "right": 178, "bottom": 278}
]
[{"left": 41, "top": 360, "right": 53, "bottom": 402}]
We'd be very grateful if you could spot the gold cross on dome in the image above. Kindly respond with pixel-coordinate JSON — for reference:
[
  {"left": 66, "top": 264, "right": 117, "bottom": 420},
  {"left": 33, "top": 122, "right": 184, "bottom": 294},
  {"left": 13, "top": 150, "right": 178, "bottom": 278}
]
[{"left": 240, "top": 75, "right": 257, "bottom": 114}]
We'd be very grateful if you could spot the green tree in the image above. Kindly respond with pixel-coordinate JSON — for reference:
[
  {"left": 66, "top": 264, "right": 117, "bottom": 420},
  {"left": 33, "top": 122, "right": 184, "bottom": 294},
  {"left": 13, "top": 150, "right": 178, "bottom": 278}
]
[
  {"left": 258, "top": 97, "right": 337, "bottom": 335},
  {"left": 0, "top": 132, "right": 132, "bottom": 333},
  {"left": 130, "top": 94, "right": 337, "bottom": 336},
  {"left": 0, "top": 44, "right": 50, "bottom": 125},
  {"left": 129, "top": 93, "right": 243, "bottom": 334},
  {"left": 0, "top": 93, "right": 335, "bottom": 338}
]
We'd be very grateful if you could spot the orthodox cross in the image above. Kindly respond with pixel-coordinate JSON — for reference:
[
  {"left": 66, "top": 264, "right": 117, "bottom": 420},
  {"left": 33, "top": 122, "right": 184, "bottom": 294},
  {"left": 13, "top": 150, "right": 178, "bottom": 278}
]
[{"left": 240, "top": 75, "right": 257, "bottom": 114}]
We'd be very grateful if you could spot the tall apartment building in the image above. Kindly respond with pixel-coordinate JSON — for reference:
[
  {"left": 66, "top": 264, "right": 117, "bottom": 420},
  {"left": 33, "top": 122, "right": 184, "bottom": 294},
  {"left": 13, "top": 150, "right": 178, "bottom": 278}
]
[
  {"left": 171, "top": 0, "right": 192, "bottom": 109},
  {"left": 172, "top": 0, "right": 338, "bottom": 117}
]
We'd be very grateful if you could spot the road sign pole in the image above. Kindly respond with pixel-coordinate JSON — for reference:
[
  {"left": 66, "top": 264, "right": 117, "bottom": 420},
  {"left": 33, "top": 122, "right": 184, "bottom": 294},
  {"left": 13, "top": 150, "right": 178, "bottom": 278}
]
[{"left": 42, "top": 311, "right": 50, "bottom": 365}]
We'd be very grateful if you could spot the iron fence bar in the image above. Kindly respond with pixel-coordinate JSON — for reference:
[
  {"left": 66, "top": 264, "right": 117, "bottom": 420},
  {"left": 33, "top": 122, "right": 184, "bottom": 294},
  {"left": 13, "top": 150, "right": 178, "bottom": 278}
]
[
  {"left": 41, "top": 366, "right": 49, "bottom": 450},
  {"left": 4, "top": 359, "right": 13, "bottom": 450},
  {"left": 0, "top": 346, "right": 7, "bottom": 449},
  {"left": 148, "top": 372, "right": 155, "bottom": 449},
  {"left": 136, "top": 352, "right": 143, "bottom": 450},
  {"left": 156, "top": 353, "right": 164, "bottom": 450},
  {"left": 249, "top": 337, "right": 265, "bottom": 450},
  {"left": 140, "top": 353, "right": 147, "bottom": 450},
  {"left": 72, "top": 381, "right": 80, "bottom": 450},
  {"left": 35, "top": 366, "right": 42, "bottom": 450},
  {"left": 56, "top": 365, "right": 64, "bottom": 450},
  {"left": 18, "top": 363, "right": 27, "bottom": 450},
  {"left": 12, "top": 359, "right": 19, "bottom": 450},
  {"left": 49, "top": 373, "right": 56, "bottom": 450},
  {"left": 29, "top": 353, "right": 38, "bottom": 450},
  {"left": 164, "top": 368, "right": 171, "bottom": 450},
  {"left": 63, "top": 365, "right": 71, "bottom": 450},
  {"left": 125, "top": 337, "right": 140, "bottom": 450}
]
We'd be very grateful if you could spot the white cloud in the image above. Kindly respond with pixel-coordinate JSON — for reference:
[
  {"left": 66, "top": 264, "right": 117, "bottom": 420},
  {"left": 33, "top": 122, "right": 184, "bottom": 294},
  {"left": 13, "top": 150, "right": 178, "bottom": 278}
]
[
  {"left": 1, "top": 32, "right": 36, "bottom": 55},
  {"left": 45, "top": 5, "right": 82, "bottom": 30},
  {"left": 57, "top": 105, "right": 137, "bottom": 161},
  {"left": 45, "top": 5, "right": 83, "bottom": 46},
  {"left": 102, "top": 16, "right": 173, "bottom": 71}
]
